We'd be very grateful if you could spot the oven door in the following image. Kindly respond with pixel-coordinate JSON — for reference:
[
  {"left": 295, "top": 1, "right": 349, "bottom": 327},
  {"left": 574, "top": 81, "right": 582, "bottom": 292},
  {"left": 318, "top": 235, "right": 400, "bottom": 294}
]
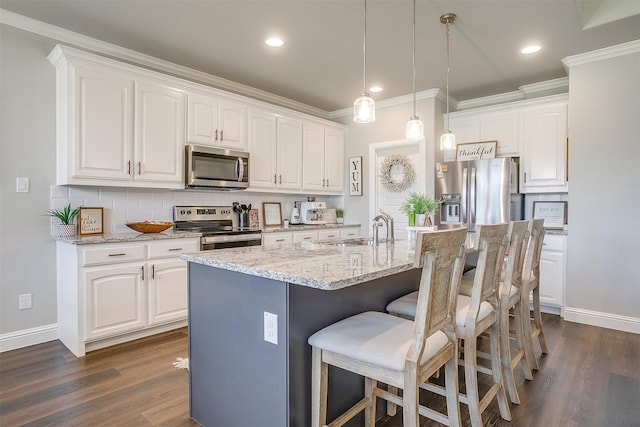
[{"left": 201, "top": 233, "right": 262, "bottom": 250}]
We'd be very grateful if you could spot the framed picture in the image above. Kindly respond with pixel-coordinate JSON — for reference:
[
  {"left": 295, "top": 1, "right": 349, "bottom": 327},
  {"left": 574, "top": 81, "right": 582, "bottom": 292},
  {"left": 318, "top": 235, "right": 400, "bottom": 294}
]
[
  {"left": 78, "top": 207, "right": 104, "bottom": 236},
  {"left": 262, "top": 202, "right": 283, "bottom": 226},
  {"left": 349, "top": 156, "right": 363, "bottom": 196},
  {"left": 456, "top": 141, "right": 497, "bottom": 161},
  {"left": 532, "top": 201, "right": 567, "bottom": 229},
  {"left": 249, "top": 209, "right": 260, "bottom": 228}
]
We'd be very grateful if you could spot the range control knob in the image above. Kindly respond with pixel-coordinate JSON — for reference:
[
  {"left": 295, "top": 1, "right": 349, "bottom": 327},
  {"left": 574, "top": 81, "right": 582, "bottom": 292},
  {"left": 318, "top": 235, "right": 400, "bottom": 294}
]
[{"left": 186, "top": 210, "right": 192, "bottom": 215}]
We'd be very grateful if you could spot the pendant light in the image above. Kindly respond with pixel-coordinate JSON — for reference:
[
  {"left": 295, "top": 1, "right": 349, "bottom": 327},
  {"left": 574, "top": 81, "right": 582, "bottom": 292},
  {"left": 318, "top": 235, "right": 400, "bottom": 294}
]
[
  {"left": 439, "top": 13, "right": 456, "bottom": 151},
  {"left": 353, "top": 0, "right": 375, "bottom": 123},
  {"left": 405, "top": 0, "right": 424, "bottom": 140}
]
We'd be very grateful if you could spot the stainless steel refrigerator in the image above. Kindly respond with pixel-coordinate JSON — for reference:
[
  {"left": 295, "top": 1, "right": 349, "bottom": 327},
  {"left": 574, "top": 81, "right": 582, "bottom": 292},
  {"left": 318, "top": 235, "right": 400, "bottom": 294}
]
[{"left": 435, "top": 157, "right": 523, "bottom": 232}]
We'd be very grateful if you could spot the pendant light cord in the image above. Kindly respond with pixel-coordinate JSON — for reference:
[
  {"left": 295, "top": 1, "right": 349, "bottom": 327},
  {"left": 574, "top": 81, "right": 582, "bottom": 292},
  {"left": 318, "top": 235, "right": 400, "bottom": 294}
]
[
  {"left": 445, "top": 20, "right": 451, "bottom": 130},
  {"left": 362, "top": 0, "right": 367, "bottom": 94},
  {"left": 412, "top": 0, "right": 416, "bottom": 117}
]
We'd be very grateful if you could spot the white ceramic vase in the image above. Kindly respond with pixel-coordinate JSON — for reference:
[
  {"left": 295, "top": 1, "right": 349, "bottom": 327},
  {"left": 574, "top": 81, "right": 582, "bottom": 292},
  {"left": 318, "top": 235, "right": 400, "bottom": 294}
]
[{"left": 58, "top": 224, "right": 76, "bottom": 238}]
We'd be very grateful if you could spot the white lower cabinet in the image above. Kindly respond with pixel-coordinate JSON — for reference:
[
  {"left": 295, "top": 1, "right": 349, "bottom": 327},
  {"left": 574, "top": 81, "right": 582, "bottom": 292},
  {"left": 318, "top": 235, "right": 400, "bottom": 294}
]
[
  {"left": 538, "top": 234, "right": 566, "bottom": 313},
  {"left": 262, "top": 227, "right": 360, "bottom": 246},
  {"left": 57, "top": 237, "right": 198, "bottom": 357}
]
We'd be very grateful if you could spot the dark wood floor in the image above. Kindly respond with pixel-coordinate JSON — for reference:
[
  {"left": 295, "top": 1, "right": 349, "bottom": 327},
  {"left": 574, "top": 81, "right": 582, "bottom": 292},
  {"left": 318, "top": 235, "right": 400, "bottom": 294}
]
[{"left": 1, "top": 315, "right": 638, "bottom": 427}]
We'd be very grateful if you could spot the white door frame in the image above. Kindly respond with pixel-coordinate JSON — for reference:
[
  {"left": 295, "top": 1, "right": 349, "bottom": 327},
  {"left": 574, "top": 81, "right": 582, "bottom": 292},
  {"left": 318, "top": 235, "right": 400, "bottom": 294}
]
[{"left": 368, "top": 139, "right": 426, "bottom": 225}]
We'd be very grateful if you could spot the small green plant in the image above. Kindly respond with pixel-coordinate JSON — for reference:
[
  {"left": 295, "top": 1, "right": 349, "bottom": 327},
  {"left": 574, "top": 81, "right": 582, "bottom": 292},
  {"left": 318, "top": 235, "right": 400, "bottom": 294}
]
[
  {"left": 46, "top": 203, "right": 80, "bottom": 225},
  {"left": 400, "top": 192, "right": 441, "bottom": 215},
  {"left": 335, "top": 208, "right": 344, "bottom": 218}
]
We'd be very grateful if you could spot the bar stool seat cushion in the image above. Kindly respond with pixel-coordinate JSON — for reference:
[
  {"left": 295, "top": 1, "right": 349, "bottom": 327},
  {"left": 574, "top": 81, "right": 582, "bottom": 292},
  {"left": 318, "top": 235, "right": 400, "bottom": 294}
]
[
  {"left": 308, "top": 311, "right": 448, "bottom": 372},
  {"left": 386, "top": 292, "right": 493, "bottom": 326}
]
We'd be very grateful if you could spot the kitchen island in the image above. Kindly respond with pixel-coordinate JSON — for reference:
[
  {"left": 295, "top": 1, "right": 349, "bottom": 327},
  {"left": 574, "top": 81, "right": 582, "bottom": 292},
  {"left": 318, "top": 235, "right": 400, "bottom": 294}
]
[{"left": 181, "top": 239, "right": 421, "bottom": 427}]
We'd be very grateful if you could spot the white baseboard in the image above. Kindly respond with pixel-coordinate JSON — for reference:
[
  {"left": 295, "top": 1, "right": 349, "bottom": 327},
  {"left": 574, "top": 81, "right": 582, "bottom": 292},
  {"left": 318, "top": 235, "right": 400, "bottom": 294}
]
[
  {"left": 0, "top": 324, "right": 58, "bottom": 353},
  {"left": 564, "top": 307, "right": 640, "bottom": 334}
]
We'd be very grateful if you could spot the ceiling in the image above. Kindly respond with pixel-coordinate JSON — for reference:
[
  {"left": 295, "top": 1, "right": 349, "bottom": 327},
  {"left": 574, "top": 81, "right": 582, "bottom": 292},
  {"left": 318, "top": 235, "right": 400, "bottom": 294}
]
[{"left": 1, "top": 0, "right": 639, "bottom": 113}]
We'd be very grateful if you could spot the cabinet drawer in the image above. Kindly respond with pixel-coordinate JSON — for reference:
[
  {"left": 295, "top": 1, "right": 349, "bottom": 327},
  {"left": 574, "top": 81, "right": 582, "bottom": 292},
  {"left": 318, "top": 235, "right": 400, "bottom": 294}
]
[
  {"left": 340, "top": 228, "right": 360, "bottom": 239},
  {"left": 293, "top": 231, "right": 318, "bottom": 242},
  {"left": 147, "top": 239, "right": 199, "bottom": 259},
  {"left": 542, "top": 234, "right": 565, "bottom": 252},
  {"left": 262, "top": 233, "right": 293, "bottom": 246},
  {"left": 318, "top": 229, "right": 340, "bottom": 240},
  {"left": 82, "top": 244, "right": 146, "bottom": 266}
]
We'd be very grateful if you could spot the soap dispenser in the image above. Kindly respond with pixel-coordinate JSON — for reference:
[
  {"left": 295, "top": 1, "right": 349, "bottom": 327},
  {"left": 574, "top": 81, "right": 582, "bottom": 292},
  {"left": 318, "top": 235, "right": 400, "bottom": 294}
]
[{"left": 290, "top": 202, "right": 301, "bottom": 225}]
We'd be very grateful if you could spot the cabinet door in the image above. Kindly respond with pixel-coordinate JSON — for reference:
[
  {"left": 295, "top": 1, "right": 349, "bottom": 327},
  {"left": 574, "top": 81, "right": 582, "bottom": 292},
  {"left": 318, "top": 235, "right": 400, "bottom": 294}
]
[
  {"left": 218, "top": 99, "right": 247, "bottom": 150},
  {"left": 73, "top": 64, "right": 134, "bottom": 181},
  {"left": 276, "top": 118, "right": 303, "bottom": 190},
  {"left": 248, "top": 109, "right": 278, "bottom": 189},
  {"left": 449, "top": 117, "right": 481, "bottom": 144},
  {"left": 262, "top": 232, "right": 293, "bottom": 246},
  {"left": 481, "top": 111, "right": 519, "bottom": 156},
  {"left": 539, "top": 249, "right": 564, "bottom": 308},
  {"left": 134, "top": 79, "right": 185, "bottom": 185},
  {"left": 84, "top": 264, "right": 146, "bottom": 340},
  {"left": 187, "top": 92, "right": 219, "bottom": 145},
  {"left": 521, "top": 103, "right": 568, "bottom": 192},
  {"left": 324, "top": 128, "right": 344, "bottom": 192},
  {"left": 147, "top": 259, "right": 188, "bottom": 325},
  {"left": 302, "top": 123, "right": 325, "bottom": 191}
]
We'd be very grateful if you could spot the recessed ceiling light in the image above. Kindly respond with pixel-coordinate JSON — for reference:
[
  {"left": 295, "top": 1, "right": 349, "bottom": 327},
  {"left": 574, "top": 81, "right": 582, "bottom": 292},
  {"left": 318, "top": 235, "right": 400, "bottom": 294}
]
[
  {"left": 265, "top": 37, "right": 284, "bottom": 48},
  {"left": 369, "top": 86, "right": 383, "bottom": 93},
  {"left": 521, "top": 45, "right": 541, "bottom": 54}
]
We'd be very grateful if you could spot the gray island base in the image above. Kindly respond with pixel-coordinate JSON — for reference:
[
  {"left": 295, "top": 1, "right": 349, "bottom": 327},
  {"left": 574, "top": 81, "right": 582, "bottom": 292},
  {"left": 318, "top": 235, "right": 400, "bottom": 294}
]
[{"left": 184, "top": 241, "right": 420, "bottom": 427}]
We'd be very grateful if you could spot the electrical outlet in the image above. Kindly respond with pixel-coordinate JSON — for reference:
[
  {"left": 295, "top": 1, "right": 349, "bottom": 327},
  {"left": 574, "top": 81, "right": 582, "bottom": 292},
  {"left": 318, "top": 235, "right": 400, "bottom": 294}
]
[
  {"left": 19, "top": 293, "right": 32, "bottom": 310},
  {"left": 263, "top": 312, "right": 278, "bottom": 345}
]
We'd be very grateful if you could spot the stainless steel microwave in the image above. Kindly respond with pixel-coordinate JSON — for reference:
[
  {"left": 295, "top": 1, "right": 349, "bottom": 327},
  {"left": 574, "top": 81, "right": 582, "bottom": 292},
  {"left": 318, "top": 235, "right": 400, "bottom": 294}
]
[{"left": 185, "top": 145, "right": 249, "bottom": 190}]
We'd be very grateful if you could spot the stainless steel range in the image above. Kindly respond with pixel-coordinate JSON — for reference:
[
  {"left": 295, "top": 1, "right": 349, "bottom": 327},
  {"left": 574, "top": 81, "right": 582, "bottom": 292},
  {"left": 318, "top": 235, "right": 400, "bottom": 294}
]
[{"left": 173, "top": 206, "right": 262, "bottom": 250}]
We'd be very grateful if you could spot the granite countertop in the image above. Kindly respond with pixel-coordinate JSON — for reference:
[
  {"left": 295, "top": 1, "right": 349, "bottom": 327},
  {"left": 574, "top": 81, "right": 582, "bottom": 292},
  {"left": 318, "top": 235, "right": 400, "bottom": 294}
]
[
  {"left": 181, "top": 239, "right": 415, "bottom": 291},
  {"left": 53, "top": 230, "right": 201, "bottom": 245},
  {"left": 261, "top": 223, "right": 360, "bottom": 233}
]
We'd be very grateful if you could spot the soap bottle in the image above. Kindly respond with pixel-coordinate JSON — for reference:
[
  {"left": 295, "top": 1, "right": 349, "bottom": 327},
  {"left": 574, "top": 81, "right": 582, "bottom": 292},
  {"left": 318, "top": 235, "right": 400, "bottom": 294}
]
[{"left": 290, "top": 203, "right": 301, "bottom": 225}]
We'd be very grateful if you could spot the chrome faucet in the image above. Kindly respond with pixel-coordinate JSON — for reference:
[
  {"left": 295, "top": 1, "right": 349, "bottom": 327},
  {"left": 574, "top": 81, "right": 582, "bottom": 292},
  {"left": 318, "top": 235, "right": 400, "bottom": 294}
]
[{"left": 372, "top": 210, "right": 395, "bottom": 245}]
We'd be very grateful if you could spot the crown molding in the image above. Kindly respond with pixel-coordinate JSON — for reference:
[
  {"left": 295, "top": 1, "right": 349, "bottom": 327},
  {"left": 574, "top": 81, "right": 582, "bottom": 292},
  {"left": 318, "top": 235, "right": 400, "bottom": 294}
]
[
  {"left": 0, "top": 8, "right": 330, "bottom": 119},
  {"left": 562, "top": 39, "right": 640, "bottom": 69},
  {"left": 456, "top": 77, "right": 569, "bottom": 110}
]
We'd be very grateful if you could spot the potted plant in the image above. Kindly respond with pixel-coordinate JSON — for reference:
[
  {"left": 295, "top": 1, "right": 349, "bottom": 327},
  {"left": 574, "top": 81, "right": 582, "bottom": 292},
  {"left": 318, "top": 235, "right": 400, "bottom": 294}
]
[
  {"left": 335, "top": 208, "right": 344, "bottom": 224},
  {"left": 47, "top": 203, "right": 80, "bottom": 237},
  {"left": 400, "top": 193, "right": 441, "bottom": 226}
]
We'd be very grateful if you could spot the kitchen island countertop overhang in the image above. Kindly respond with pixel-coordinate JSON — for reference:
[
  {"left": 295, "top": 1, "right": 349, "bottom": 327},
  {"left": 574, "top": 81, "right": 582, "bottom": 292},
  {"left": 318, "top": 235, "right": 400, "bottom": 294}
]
[{"left": 180, "top": 239, "right": 417, "bottom": 291}]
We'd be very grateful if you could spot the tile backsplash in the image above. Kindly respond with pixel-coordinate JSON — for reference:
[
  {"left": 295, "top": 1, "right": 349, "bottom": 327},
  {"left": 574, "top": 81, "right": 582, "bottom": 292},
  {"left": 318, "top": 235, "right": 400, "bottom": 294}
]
[{"left": 51, "top": 185, "right": 341, "bottom": 234}]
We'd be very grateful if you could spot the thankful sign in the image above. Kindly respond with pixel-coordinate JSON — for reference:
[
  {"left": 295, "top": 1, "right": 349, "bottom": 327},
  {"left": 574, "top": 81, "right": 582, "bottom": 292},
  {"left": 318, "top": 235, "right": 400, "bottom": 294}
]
[{"left": 456, "top": 141, "right": 497, "bottom": 161}]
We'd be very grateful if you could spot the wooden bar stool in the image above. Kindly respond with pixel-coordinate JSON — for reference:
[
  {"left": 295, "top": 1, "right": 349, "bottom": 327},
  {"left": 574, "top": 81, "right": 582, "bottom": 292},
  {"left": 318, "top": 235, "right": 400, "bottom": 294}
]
[
  {"left": 307, "top": 228, "right": 468, "bottom": 427},
  {"left": 521, "top": 218, "right": 549, "bottom": 371},
  {"left": 387, "top": 224, "right": 512, "bottom": 427}
]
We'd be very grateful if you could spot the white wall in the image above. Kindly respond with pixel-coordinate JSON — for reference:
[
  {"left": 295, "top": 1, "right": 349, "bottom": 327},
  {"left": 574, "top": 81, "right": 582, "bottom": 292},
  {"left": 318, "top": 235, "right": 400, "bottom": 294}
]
[
  {"left": 335, "top": 94, "right": 442, "bottom": 234},
  {"left": 1, "top": 25, "right": 58, "bottom": 334},
  {"left": 565, "top": 49, "right": 640, "bottom": 329}
]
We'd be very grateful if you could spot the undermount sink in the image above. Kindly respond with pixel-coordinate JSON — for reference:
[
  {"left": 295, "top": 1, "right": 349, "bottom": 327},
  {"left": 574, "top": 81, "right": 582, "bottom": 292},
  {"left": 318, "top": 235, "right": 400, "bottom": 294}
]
[{"left": 329, "top": 237, "right": 393, "bottom": 247}]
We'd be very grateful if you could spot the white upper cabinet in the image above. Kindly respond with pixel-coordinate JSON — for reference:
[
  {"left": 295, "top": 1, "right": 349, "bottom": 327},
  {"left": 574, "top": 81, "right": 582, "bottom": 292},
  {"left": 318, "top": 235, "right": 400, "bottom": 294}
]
[
  {"left": 248, "top": 109, "right": 302, "bottom": 191},
  {"left": 49, "top": 45, "right": 186, "bottom": 189},
  {"left": 302, "top": 123, "right": 344, "bottom": 194},
  {"left": 134, "top": 79, "right": 185, "bottom": 185},
  {"left": 448, "top": 109, "right": 519, "bottom": 157},
  {"left": 187, "top": 91, "right": 246, "bottom": 150},
  {"left": 520, "top": 101, "right": 568, "bottom": 192}
]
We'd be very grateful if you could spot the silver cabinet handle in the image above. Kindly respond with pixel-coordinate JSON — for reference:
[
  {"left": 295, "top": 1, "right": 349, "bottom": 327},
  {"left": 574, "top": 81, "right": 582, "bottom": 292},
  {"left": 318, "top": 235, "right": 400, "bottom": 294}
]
[
  {"left": 151, "top": 264, "right": 155, "bottom": 279},
  {"left": 303, "top": 237, "right": 312, "bottom": 240},
  {"left": 215, "top": 129, "right": 219, "bottom": 141},
  {"left": 326, "top": 178, "right": 329, "bottom": 187},
  {"left": 276, "top": 238, "right": 285, "bottom": 242},
  {"left": 274, "top": 174, "right": 277, "bottom": 184},
  {"left": 108, "top": 253, "right": 127, "bottom": 257},
  {"left": 220, "top": 129, "right": 224, "bottom": 141},
  {"left": 279, "top": 175, "right": 282, "bottom": 184},
  {"left": 322, "top": 179, "right": 325, "bottom": 187},
  {"left": 168, "top": 248, "right": 183, "bottom": 251},
  {"left": 137, "top": 161, "right": 141, "bottom": 175},
  {"left": 127, "top": 161, "right": 131, "bottom": 175},
  {"left": 141, "top": 266, "right": 144, "bottom": 280}
]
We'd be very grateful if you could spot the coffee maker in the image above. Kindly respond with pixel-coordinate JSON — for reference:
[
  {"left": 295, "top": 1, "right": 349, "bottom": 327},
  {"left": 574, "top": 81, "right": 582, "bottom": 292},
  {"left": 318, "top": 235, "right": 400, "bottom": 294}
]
[{"left": 300, "top": 201, "right": 327, "bottom": 225}]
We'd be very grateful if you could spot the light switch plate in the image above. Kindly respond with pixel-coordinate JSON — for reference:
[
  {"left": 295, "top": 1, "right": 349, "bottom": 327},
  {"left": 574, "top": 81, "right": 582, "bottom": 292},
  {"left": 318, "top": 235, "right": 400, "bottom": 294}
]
[
  {"left": 16, "top": 177, "right": 29, "bottom": 193},
  {"left": 263, "top": 312, "right": 278, "bottom": 345}
]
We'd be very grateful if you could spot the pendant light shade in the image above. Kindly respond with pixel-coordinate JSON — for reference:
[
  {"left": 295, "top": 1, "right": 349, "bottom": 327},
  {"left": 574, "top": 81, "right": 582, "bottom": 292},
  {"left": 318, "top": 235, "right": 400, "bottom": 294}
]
[
  {"left": 440, "top": 13, "right": 456, "bottom": 150},
  {"left": 405, "top": 0, "right": 423, "bottom": 140},
  {"left": 353, "top": 0, "right": 375, "bottom": 123}
]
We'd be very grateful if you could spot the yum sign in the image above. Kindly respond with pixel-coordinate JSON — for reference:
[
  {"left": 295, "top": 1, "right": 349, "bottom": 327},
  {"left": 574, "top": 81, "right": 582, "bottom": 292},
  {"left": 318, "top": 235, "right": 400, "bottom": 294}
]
[{"left": 349, "top": 156, "right": 362, "bottom": 196}]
